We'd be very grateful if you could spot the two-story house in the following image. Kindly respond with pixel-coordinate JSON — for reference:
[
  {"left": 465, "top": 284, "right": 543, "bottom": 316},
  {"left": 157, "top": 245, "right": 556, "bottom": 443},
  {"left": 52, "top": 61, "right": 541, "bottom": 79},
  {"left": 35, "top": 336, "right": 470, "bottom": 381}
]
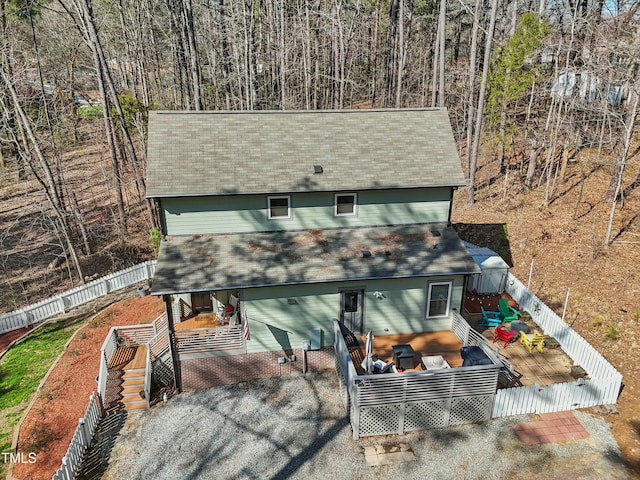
[{"left": 146, "top": 108, "right": 479, "bottom": 390}]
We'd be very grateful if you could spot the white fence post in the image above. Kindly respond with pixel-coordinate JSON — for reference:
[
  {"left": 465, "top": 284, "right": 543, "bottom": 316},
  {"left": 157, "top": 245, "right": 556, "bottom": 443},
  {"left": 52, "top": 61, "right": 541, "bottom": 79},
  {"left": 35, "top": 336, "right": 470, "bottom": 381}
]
[
  {"left": 78, "top": 417, "right": 88, "bottom": 447},
  {"left": 61, "top": 455, "right": 71, "bottom": 480}
]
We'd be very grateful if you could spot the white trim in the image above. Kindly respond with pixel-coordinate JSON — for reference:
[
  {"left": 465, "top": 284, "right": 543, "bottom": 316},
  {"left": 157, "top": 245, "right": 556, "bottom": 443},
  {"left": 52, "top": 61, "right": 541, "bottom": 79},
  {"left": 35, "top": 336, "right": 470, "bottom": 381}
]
[
  {"left": 426, "top": 281, "right": 452, "bottom": 318},
  {"left": 334, "top": 193, "right": 357, "bottom": 216},
  {"left": 267, "top": 195, "right": 291, "bottom": 219}
]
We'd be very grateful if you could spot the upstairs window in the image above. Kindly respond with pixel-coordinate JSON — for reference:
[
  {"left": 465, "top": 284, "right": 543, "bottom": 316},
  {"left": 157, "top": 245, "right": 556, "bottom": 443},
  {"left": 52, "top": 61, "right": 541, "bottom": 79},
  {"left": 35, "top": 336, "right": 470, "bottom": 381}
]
[
  {"left": 335, "top": 193, "right": 357, "bottom": 216},
  {"left": 267, "top": 196, "right": 291, "bottom": 219}
]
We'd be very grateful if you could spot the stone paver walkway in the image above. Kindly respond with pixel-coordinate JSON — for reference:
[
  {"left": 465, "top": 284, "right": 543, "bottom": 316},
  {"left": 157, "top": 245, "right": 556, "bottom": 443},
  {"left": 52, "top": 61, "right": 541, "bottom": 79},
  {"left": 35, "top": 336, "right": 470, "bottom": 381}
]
[
  {"left": 364, "top": 444, "right": 416, "bottom": 466},
  {"left": 514, "top": 411, "right": 590, "bottom": 444}
]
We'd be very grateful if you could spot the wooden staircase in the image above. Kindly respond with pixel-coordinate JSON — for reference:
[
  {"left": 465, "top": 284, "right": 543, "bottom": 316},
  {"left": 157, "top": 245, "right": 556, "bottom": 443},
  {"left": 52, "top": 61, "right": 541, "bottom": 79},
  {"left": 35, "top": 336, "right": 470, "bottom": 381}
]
[{"left": 106, "top": 345, "right": 148, "bottom": 412}]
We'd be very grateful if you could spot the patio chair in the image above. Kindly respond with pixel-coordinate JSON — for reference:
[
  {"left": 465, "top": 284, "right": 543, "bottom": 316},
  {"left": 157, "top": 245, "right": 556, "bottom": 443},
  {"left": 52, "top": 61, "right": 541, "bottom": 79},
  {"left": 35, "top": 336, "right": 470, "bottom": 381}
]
[
  {"left": 492, "top": 324, "right": 517, "bottom": 348},
  {"left": 498, "top": 297, "right": 520, "bottom": 323},
  {"left": 480, "top": 307, "right": 501, "bottom": 328},
  {"left": 519, "top": 330, "right": 545, "bottom": 353},
  {"left": 222, "top": 295, "right": 239, "bottom": 324}
]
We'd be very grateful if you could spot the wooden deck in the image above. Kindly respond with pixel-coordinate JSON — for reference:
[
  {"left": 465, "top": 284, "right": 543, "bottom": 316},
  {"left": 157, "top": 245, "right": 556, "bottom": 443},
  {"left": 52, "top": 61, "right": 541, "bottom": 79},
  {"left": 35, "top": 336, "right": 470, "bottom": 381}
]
[
  {"left": 108, "top": 346, "right": 136, "bottom": 368},
  {"left": 175, "top": 313, "right": 222, "bottom": 330},
  {"left": 352, "top": 331, "right": 463, "bottom": 374},
  {"left": 125, "top": 344, "right": 148, "bottom": 370}
]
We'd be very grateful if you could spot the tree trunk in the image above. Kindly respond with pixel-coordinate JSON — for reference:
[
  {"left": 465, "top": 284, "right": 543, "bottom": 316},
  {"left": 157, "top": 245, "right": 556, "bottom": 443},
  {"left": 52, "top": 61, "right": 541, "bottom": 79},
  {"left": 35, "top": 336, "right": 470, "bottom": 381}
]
[
  {"left": 183, "top": 0, "right": 201, "bottom": 110},
  {"left": 437, "top": 0, "right": 446, "bottom": 107},
  {"left": 465, "top": 0, "right": 482, "bottom": 192},
  {"left": 1, "top": 65, "right": 85, "bottom": 282},
  {"left": 604, "top": 91, "right": 638, "bottom": 248},
  {"left": 394, "top": 0, "right": 404, "bottom": 108},
  {"left": 467, "top": 0, "right": 498, "bottom": 205}
]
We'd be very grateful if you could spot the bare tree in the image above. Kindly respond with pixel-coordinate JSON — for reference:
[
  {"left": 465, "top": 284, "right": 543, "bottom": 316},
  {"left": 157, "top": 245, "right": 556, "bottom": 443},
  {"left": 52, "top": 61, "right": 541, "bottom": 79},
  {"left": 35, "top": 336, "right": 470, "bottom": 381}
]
[
  {"left": 0, "top": 62, "right": 85, "bottom": 282},
  {"left": 466, "top": 0, "right": 499, "bottom": 205}
]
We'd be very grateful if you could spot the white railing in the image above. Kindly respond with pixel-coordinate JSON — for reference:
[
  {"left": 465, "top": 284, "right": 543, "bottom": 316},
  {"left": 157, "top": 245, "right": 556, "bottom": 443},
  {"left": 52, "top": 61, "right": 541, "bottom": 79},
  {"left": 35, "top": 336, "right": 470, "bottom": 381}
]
[
  {"left": 52, "top": 392, "right": 103, "bottom": 480},
  {"left": 115, "top": 324, "right": 156, "bottom": 346},
  {"left": 332, "top": 318, "right": 501, "bottom": 439},
  {"left": 0, "top": 261, "right": 156, "bottom": 335},
  {"left": 491, "top": 272, "right": 623, "bottom": 417},
  {"left": 175, "top": 325, "right": 245, "bottom": 359},
  {"left": 153, "top": 313, "right": 168, "bottom": 337},
  {"left": 97, "top": 329, "right": 118, "bottom": 405},
  {"left": 144, "top": 347, "right": 152, "bottom": 409}
]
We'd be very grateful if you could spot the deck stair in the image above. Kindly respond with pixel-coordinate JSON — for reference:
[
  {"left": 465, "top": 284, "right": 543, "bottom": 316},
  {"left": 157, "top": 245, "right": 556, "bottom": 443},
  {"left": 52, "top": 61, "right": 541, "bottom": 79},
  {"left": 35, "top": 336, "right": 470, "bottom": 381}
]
[
  {"left": 108, "top": 346, "right": 136, "bottom": 368},
  {"left": 105, "top": 345, "right": 148, "bottom": 412}
]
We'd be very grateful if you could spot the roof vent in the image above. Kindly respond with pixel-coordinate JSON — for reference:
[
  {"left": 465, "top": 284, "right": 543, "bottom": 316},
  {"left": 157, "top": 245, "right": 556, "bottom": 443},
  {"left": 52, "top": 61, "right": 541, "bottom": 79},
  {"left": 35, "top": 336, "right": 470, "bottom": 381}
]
[{"left": 314, "top": 165, "right": 323, "bottom": 174}]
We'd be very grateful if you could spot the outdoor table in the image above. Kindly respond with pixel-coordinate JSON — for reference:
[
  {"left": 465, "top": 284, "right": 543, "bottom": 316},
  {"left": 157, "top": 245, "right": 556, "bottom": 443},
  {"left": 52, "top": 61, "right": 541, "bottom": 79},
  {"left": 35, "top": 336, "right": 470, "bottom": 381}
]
[{"left": 421, "top": 355, "right": 450, "bottom": 370}]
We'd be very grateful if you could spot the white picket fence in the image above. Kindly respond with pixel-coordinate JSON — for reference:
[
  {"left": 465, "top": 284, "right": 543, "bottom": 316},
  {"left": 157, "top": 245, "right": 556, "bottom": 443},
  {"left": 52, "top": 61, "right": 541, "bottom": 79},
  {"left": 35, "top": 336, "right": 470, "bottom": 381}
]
[
  {"left": 492, "top": 272, "right": 623, "bottom": 417},
  {"left": 0, "top": 261, "right": 156, "bottom": 335},
  {"left": 52, "top": 392, "right": 103, "bottom": 480}
]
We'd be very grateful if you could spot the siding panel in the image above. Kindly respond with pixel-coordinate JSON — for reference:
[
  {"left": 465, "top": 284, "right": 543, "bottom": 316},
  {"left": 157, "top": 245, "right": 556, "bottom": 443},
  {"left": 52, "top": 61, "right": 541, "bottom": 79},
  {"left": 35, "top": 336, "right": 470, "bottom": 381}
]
[
  {"left": 163, "top": 188, "right": 452, "bottom": 235},
  {"left": 242, "top": 275, "right": 464, "bottom": 354}
]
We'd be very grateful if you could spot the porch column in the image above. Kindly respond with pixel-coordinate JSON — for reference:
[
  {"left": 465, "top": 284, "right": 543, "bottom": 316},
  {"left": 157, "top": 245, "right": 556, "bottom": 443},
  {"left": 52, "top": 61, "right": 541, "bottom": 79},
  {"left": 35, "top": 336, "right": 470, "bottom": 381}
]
[{"left": 164, "top": 294, "right": 183, "bottom": 393}]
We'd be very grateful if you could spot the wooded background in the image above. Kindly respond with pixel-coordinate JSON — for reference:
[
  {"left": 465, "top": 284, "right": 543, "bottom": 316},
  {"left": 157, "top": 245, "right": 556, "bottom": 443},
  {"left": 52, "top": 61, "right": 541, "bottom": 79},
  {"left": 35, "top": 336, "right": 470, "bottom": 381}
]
[{"left": 0, "top": 0, "right": 638, "bottom": 307}]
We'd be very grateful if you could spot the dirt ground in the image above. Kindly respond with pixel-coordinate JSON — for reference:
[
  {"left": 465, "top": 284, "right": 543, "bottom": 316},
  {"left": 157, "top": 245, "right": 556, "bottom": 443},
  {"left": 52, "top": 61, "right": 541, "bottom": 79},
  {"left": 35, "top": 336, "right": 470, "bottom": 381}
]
[{"left": 9, "top": 295, "right": 165, "bottom": 480}]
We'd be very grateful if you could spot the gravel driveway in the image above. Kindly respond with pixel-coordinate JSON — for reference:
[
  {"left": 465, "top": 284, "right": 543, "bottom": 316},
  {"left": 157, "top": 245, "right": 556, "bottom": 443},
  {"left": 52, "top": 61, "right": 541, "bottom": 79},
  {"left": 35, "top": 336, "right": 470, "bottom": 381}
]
[{"left": 102, "top": 370, "right": 628, "bottom": 480}]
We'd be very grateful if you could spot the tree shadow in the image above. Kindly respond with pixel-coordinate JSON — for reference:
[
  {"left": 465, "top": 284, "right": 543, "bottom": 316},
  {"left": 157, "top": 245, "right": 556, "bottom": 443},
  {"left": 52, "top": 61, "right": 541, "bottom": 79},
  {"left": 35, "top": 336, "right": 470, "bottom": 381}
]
[
  {"left": 452, "top": 222, "right": 514, "bottom": 267},
  {"left": 611, "top": 210, "right": 640, "bottom": 243},
  {"left": 76, "top": 410, "right": 128, "bottom": 480}
]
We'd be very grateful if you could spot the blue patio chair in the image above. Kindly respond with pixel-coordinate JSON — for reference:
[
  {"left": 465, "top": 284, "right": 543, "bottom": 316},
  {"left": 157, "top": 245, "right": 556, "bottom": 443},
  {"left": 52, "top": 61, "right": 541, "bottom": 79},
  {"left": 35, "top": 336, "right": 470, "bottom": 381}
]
[
  {"left": 498, "top": 297, "right": 520, "bottom": 323},
  {"left": 480, "top": 307, "right": 501, "bottom": 328}
]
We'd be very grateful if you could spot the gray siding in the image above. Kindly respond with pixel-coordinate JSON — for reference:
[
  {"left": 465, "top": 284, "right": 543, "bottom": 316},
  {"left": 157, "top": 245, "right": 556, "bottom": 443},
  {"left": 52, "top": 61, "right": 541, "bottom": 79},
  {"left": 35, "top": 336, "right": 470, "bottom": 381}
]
[
  {"left": 242, "top": 275, "right": 464, "bottom": 354},
  {"left": 162, "top": 188, "right": 451, "bottom": 235}
]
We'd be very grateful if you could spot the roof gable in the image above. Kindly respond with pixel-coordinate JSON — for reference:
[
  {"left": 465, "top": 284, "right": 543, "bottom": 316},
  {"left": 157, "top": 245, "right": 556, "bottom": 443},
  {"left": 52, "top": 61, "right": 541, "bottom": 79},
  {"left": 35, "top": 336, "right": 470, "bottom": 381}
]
[{"left": 146, "top": 108, "right": 465, "bottom": 198}]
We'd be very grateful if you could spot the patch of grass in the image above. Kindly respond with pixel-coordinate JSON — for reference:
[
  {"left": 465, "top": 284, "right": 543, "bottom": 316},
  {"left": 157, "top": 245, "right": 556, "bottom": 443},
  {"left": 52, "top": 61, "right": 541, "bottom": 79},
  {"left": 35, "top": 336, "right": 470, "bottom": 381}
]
[
  {"left": 591, "top": 315, "right": 604, "bottom": 328},
  {"left": 604, "top": 325, "right": 620, "bottom": 340},
  {"left": 500, "top": 224, "right": 510, "bottom": 246},
  {"left": 0, "top": 318, "right": 80, "bottom": 477},
  {"left": 0, "top": 318, "right": 77, "bottom": 411},
  {"left": 0, "top": 434, "right": 11, "bottom": 476},
  {"left": 77, "top": 104, "right": 103, "bottom": 120}
]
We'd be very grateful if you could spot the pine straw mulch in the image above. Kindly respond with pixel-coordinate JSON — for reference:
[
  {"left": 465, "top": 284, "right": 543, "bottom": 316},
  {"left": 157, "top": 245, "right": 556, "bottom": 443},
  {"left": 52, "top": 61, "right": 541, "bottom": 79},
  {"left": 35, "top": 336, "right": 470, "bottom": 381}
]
[{"left": 10, "top": 295, "right": 165, "bottom": 480}]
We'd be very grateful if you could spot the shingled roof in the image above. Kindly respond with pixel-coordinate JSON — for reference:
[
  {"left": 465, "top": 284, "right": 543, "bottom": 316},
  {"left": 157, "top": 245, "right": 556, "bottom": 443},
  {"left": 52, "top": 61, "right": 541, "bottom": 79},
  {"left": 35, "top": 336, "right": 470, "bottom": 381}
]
[
  {"left": 151, "top": 224, "right": 480, "bottom": 295},
  {"left": 146, "top": 108, "right": 464, "bottom": 198}
]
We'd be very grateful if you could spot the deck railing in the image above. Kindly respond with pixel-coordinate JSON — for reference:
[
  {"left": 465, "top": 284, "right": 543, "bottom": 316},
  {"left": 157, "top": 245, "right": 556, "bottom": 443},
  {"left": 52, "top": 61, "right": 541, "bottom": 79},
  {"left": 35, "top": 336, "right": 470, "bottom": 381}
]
[
  {"left": 144, "top": 347, "right": 152, "bottom": 409},
  {"left": 52, "top": 392, "right": 103, "bottom": 480},
  {"left": 115, "top": 324, "right": 156, "bottom": 346},
  {"left": 333, "top": 318, "right": 501, "bottom": 439},
  {"left": 175, "top": 325, "right": 245, "bottom": 359},
  {"left": 0, "top": 261, "right": 156, "bottom": 335},
  {"left": 97, "top": 328, "right": 118, "bottom": 406}
]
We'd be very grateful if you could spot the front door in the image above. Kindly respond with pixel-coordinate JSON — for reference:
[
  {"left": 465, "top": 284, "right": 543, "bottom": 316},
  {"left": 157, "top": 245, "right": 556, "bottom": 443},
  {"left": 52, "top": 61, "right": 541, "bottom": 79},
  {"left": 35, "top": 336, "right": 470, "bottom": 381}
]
[
  {"left": 191, "top": 292, "right": 213, "bottom": 312},
  {"left": 341, "top": 289, "right": 364, "bottom": 335}
]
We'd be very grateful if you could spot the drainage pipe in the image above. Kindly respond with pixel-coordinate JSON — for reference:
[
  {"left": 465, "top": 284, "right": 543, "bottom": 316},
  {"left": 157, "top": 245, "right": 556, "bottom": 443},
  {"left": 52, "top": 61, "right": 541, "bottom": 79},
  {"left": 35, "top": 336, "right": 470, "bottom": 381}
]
[{"left": 302, "top": 342, "right": 310, "bottom": 375}]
